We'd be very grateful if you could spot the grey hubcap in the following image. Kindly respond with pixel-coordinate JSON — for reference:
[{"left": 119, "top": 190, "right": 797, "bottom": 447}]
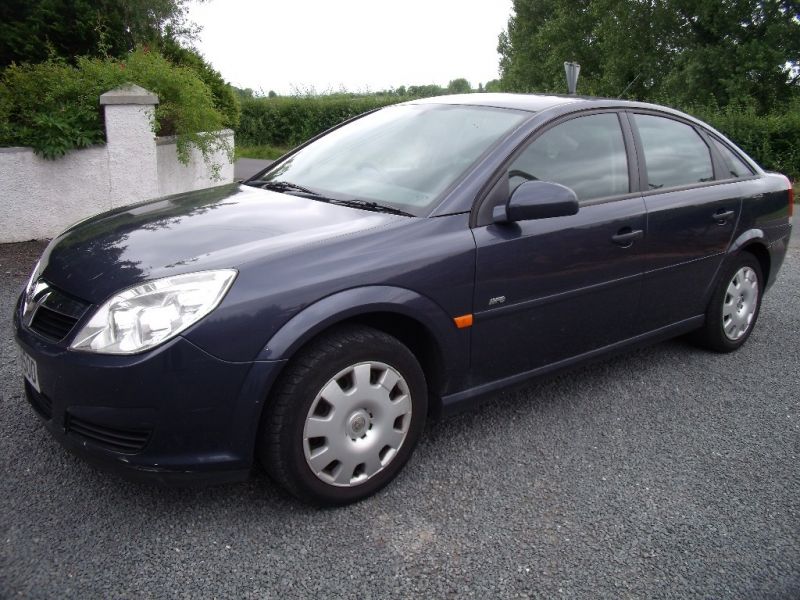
[
  {"left": 303, "top": 361, "right": 412, "bottom": 487},
  {"left": 722, "top": 266, "right": 759, "bottom": 341}
]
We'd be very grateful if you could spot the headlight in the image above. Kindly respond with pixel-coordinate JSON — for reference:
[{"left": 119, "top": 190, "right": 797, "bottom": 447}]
[
  {"left": 70, "top": 269, "right": 237, "bottom": 355},
  {"left": 25, "top": 259, "right": 43, "bottom": 297}
]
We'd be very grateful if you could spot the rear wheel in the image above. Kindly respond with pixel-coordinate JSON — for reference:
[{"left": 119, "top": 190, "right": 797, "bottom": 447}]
[
  {"left": 258, "top": 325, "right": 427, "bottom": 505},
  {"left": 692, "top": 253, "right": 763, "bottom": 353}
]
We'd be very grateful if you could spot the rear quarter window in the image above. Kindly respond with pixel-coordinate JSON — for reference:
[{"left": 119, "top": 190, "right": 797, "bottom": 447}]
[{"left": 710, "top": 137, "right": 754, "bottom": 179}]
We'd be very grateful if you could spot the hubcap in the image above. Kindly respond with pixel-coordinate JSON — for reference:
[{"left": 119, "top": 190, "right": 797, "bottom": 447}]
[
  {"left": 303, "top": 361, "right": 412, "bottom": 487},
  {"left": 722, "top": 266, "right": 759, "bottom": 341}
]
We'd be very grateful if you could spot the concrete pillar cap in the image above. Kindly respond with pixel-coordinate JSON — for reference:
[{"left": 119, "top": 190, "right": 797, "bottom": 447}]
[{"left": 99, "top": 84, "right": 159, "bottom": 106}]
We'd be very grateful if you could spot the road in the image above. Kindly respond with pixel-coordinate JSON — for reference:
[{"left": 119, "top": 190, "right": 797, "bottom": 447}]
[
  {"left": 234, "top": 158, "right": 272, "bottom": 181},
  {"left": 1, "top": 232, "right": 798, "bottom": 599}
]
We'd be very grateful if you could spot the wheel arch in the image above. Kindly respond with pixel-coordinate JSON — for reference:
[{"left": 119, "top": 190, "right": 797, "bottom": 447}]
[
  {"left": 256, "top": 286, "right": 468, "bottom": 414},
  {"left": 728, "top": 228, "right": 771, "bottom": 285}
]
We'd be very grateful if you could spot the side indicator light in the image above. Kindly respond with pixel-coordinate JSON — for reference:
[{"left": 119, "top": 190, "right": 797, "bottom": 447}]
[{"left": 453, "top": 314, "right": 473, "bottom": 329}]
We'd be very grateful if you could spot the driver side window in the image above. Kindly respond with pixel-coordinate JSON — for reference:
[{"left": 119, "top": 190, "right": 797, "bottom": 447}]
[{"left": 508, "top": 113, "right": 630, "bottom": 202}]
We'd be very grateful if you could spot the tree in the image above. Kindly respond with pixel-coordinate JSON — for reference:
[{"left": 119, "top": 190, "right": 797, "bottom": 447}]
[
  {"left": 0, "top": 0, "right": 198, "bottom": 67},
  {"left": 407, "top": 84, "right": 445, "bottom": 97},
  {"left": 498, "top": 0, "right": 800, "bottom": 112},
  {"left": 447, "top": 77, "right": 472, "bottom": 94}
]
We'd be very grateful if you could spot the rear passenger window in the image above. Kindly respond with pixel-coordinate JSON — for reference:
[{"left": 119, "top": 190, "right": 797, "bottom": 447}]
[
  {"left": 634, "top": 114, "right": 713, "bottom": 190},
  {"left": 508, "top": 113, "right": 629, "bottom": 202},
  {"left": 711, "top": 137, "right": 754, "bottom": 179}
]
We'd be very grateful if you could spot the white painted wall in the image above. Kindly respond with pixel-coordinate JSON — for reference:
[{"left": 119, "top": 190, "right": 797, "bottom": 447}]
[
  {"left": 0, "top": 146, "right": 111, "bottom": 242},
  {"left": 157, "top": 131, "right": 234, "bottom": 197},
  {"left": 0, "top": 85, "right": 233, "bottom": 243}
]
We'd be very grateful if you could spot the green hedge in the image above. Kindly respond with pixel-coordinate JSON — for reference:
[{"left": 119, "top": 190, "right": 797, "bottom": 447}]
[
  {"left": 237, "top": 95, "right": 800, "bottom": 181},
  {"left": 0, "top": 49, "right": 234, "bottom": 169},
  {"left": 693, "top": 104, "right": 800, "bottom": 181},
  {"left": 236, "top": 95, "right": 405, "bottom": 148}
]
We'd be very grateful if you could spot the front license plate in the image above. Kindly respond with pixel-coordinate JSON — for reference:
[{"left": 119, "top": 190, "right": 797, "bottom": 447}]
[{"left": 20, "top": 349, "right": 40, "bottom": 393}]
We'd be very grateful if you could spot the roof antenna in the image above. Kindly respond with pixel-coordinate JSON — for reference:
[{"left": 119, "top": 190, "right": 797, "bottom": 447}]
[
  {"left": 564, "top": 61, "right": 581, "bottom": 95},
  {"left": 618, "top": 74, "right": 641, "bottom": 99}
]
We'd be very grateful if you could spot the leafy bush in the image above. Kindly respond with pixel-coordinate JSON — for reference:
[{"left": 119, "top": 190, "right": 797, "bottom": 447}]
[
  {"left": 0, "top": 49, "right": 232, "bottom": 169},
  {"left": 158, "top": 39, "right": 241, "bottom": 130},
  {"left": 236, "top": 95, "right": 404, "bottom": 148}
]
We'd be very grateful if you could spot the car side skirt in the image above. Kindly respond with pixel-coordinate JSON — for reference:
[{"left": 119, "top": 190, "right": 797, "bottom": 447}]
[{"left": 439, "top": 314, "right": 704, "bottom": 418}]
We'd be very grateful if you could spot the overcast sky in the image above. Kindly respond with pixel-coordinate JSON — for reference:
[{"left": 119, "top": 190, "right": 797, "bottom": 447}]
[{"left": 186, "top": 0, "right": 513, "bottom": 95}]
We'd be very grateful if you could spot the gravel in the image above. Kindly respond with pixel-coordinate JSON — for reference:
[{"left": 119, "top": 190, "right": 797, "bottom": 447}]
[{"left": 1, "top": 237, "right": 798, "bottom": 599}]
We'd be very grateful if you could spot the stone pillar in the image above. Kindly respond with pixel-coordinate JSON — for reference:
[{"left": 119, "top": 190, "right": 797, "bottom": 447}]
[{"left": 99, "top": 84, "right": 159, "bottom": 208}]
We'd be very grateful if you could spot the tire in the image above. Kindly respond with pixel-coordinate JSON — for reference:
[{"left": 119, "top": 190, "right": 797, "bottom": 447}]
[
  {"left": 258, "top": 325, "right": 428, "bottom": 506},
  {"left": 691, "top": 252, "right": 763, "bottom": 353}
]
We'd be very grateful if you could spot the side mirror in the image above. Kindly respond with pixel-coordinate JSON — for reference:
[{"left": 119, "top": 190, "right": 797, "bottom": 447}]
[{"left": 493, "top": 180, "right": 579, "bottom": 223}]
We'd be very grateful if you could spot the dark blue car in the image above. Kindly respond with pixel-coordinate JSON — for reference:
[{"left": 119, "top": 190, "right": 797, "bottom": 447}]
[{"left": 14, "top": 94, "right": 793, "bottom": 505}]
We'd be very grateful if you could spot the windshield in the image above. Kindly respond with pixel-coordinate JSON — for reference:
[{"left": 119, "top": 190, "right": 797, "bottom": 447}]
[{"left": 251, "top": 103, "right": 527, "bottom": 216}]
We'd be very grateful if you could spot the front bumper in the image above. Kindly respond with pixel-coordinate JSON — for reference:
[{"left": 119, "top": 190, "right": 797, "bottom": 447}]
[{"left": 14, "top": 294, "right": 285, "bottom": 486}]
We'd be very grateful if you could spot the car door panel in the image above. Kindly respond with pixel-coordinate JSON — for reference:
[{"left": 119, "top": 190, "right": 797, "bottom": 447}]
[
  {"left": 637, "top": 183, "right": 742, "bottom": 331},
  {"left": 628, "top": 112, "right": 744, "bottom": 333},
  {"left": 471, "top": 196, "right": 647, "bottom": 385}
]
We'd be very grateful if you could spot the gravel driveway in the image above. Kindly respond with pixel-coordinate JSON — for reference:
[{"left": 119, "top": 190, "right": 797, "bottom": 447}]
[{"left": 1, "top": 236, "right": 798, "bottom": 599}]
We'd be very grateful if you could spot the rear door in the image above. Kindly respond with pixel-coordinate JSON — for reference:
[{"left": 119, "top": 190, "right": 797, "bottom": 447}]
[
  {"left": 628, "top": 112, "right": 743, "bottom": 332},
  {"left": 470, "top": 111, "right": 648, "bottom": 386}
]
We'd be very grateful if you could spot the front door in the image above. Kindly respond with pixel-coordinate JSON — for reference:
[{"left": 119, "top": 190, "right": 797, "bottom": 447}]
[{"left": 470, "top": 112, "right": 648, "bottom": 386}]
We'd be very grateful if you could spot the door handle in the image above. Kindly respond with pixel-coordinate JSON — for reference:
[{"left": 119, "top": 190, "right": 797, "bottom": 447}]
[
  {"left": 713, "top": 209, "right": 735, "bottom": 224},
  {"left": 611, "top": 228, "right": 644, "bottom": 246}
]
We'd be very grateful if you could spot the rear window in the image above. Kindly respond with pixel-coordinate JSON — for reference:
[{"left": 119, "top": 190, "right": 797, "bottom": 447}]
[{"left": 634, "top": 114, "right": 714, "bottom": 190}]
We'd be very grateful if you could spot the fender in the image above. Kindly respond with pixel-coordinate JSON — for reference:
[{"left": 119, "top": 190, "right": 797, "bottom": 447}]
[
  {"left": 696, "top": 228, "right": 768, "bottom": 314},
  {"left": 726, "top": 226, "right": 790, "bottom": 291},
  {"left": 255, "top": 285, "right": 469, "bottom": 379},
  {"left": 728, "top": 228, "right": 765, "bottom": 254}
]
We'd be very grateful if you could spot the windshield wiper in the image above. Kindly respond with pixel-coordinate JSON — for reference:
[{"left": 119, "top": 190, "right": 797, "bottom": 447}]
[
  {"left": 248, "top": 180, "right": 318, "bottom": 195},
  {"left": 326, "top": 198, "right": 413, "bottom": 217},
  {"left": 247, "top": 179, "right": 413, "bottom": 216}
]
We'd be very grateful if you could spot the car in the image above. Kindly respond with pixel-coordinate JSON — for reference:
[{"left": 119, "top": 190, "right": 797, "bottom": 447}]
[{"left": 14, "top": 93, "right": 793, "bottom": 505}]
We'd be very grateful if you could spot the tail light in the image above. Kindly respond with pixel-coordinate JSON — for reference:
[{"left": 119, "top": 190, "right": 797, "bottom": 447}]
[{"left": 780, "top": 175, "right": 794, "bottom": 218}]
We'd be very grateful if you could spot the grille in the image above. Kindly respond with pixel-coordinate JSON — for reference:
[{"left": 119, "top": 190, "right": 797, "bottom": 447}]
[
  {"left": 28, "top": 284, "right": 90, "bottom": 342},
  {"left": 24, "top": 380, "right": 53, "bottom": 420},
  {"left": 66, "top": 413, "right": 151, "bottom": 453},
  {"left": 30, "top": 307, "right": 79, "bottom": 341}
]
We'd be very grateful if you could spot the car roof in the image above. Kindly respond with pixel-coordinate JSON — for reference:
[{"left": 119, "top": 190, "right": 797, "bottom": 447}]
[
  {"left": 405, "top": 93, "right": 585, "bottom": 112},
  {"left": 404, "top": 92, "right": 697, "bottom": 117},
  {"left": 404, "top": 93, "right": 725, "bottom": 134}
]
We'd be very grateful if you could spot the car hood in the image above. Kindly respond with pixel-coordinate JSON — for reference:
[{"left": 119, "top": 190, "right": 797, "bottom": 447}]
[{"left": 41, "top": 183, "right": 400, "bottom": 303}]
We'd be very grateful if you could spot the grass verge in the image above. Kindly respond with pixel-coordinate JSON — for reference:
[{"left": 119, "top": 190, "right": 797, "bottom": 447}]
[{"left": 235, "top": 145, "right": 289, "bottom": 160}]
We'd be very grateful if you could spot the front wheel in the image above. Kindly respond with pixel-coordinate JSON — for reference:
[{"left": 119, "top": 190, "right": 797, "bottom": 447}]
[
  {"left": 258, "top": 325, "right": 427, "bottom": 506},
  {"left": 691, "top": 253, "right": 763, "bottom": 353}
]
